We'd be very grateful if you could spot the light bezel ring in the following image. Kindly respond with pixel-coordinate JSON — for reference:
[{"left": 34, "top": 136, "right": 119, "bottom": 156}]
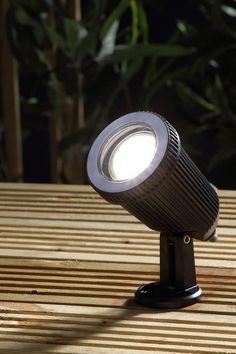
[
  {"left": 99, "top": 123, "right": 157, "bottom": 181},
  {"left": 87, "top": 112, "right": 169, "bottom": 194}
]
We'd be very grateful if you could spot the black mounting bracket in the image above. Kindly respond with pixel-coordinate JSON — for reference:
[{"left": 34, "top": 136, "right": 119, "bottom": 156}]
[{"left": 135, "top": 232, "right": 202, "bottom": 309}]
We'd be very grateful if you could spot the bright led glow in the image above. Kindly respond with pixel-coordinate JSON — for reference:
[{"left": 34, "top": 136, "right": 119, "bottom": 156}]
[{"left": 109, "top": 131, "right": 157, "bottom": 181}]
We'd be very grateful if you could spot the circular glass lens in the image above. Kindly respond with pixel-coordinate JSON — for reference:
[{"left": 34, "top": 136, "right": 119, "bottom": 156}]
[{"left": 109, "top": 131, "right": 157, "bottom": 181}]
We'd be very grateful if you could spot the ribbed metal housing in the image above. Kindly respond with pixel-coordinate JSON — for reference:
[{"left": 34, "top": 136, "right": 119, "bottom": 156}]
[{"left": 88, "top": 113, "right": 219, "bottom": 241}]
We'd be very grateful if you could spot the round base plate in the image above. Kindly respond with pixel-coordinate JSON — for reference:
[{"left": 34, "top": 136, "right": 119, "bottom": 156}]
[{"left": 135, "top": 282, "right": 202, "bottom": 309}]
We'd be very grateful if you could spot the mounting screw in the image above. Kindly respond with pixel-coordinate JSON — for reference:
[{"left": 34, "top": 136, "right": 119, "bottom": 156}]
[{"left": 184, "top": 235, "right": 191, "bottom": 245}]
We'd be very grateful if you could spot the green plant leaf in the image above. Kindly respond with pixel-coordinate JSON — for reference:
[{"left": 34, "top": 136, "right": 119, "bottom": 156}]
[
  {"left": 35, "top": 49, "right": 49, "bottom": 66},
  {"left": 130, "top": 0, "right": 139, "bottom": 45},
  {"left": 176, "top": 20, "right": 197, "bottom": 36},
  {"left": 221, "top": 4, "right": 236, "bottom": 18},
  {"left": 137, "top": 2, "right": 149, "bottom": 42},
  {"left": 47, "top": 27, "right": 65, "bottom": 48},
  {"left": 15, "top": 7, "right": 33, "bottom": 25},
  {"left": 78, "top": 24, "right": 88, "bottom": 40},
  {"left": 64, "top": 18, "right": 80, "bottom": 49},
  {"left": 144, "top": 58, "right": 175, "bottom": 88},
  {"left": 99, "top": 0, "right": 130, "bottom": 40},
  {"left": 176, "top": 82, "right": 217, "bottom": 111},
  {"left": 211, "top": 0, "right": 236, "bottom": 38},
  {"left": 99, "top": 43, "right": 196, "bottom": 63},
  {"left": 96, "top": 20, "right": 119, "bottom": 62},
  {"left": 144, "top": 66, "right": 188, "bottom": 107},
  {"left": 125, "top": 57, "right": 143, "bottom": 79}
]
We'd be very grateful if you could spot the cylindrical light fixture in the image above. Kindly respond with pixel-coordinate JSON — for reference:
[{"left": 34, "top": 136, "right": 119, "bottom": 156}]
[{"left": 87, "top": 112, "right": 219, "bottom": 308}]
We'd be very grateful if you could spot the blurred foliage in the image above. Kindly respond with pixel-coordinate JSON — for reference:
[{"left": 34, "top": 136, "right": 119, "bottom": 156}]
[
  {"left": 3, "top": 0, "right": 195, "bottom": 182},
  {"left": 1, "top": 0, "right": 236, "bottom": 185},
  {"left": 143, "top": 0, "right": 236, "bottom": 174},
  {"left": 10, "top": 4, "right": 192, "bottom": 117}
]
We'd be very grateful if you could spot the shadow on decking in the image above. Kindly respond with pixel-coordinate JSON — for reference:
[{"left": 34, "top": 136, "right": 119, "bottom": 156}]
[{"left": 1, "top": 298, "right": 171, "bottom": 354}]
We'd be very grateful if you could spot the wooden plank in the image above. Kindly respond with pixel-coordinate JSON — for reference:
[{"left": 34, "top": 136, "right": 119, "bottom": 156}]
[
  {"left": 0, "top": 219, "right": 235, "bottom": 267},
  {"left": 0, "top": 183, "right": 235, "bottom": 197},
  {"left": 0, "top": 183, "right": 92, "bottom": 191},
  {"left": 0, "top": 259, "right": 235, "bottom": 310},
  {"left": 0, "top": 183, "right": 235, "bottom": 353},
  {"left": 0, "top": 299, "right": 235, "bottom": 353},
  {"left": 0, "top": 200, "right": 234, "bottom": 215}
]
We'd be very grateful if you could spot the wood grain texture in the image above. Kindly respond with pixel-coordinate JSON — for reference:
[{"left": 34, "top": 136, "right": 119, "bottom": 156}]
[{"left": 0, "top": 183, "right": 235, "bottom": 354}]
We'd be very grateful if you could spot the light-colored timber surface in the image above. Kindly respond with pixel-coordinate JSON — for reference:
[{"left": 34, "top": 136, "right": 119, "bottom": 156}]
[{"left": 0, "top": 182, "right": 235, "bottom": 354}]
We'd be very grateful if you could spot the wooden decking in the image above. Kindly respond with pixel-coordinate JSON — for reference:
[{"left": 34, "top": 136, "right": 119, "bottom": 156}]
[{"left": 0, "top": 183, "right": 235, "bottom": 353}]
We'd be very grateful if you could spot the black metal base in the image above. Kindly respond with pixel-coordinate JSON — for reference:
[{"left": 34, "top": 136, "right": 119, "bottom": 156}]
[{"left": 135, "top": 282, "right": 202, "bottom": 309}]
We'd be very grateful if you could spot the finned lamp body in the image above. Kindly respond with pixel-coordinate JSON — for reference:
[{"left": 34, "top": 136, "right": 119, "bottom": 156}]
[
  {"left": 87, "top": 112, "right": 219, "bottom": 308},
  {"left": 87, "top": 112, "right": 219, "bottom": 242}
]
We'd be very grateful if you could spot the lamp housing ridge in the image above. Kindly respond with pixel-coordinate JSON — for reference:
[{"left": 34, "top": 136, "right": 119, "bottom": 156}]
[{"left": 87, "top": 112, "right": 219, "bottom": 242}]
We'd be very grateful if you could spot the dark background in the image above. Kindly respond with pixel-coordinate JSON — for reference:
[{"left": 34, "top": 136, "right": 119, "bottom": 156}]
[{"left": 1, "top": 0, "right": 236, "bottom": 188}]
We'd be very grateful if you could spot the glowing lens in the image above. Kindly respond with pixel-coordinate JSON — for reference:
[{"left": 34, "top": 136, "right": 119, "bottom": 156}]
[{"left": 109, "top": 131, "right": 157, "bottom": 181}]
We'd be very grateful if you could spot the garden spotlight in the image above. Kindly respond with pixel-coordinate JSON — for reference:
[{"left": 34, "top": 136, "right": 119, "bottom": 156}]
[{"left": 87, "top": 112, "right": 219, "bottom": 308}]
